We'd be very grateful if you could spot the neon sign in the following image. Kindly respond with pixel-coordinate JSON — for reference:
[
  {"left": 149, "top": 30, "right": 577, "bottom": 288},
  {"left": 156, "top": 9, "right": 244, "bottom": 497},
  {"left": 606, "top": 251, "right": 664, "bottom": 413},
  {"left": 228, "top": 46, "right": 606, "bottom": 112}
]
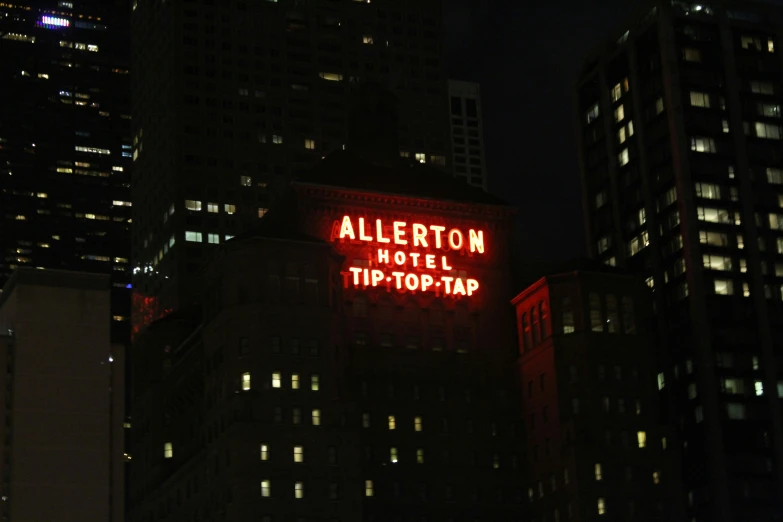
[
  {"left": 37, "top": 16, "right": 70, "bottom": 29},
  {"left": 334, "top": 216, "right": 484, "bottom": 297}
]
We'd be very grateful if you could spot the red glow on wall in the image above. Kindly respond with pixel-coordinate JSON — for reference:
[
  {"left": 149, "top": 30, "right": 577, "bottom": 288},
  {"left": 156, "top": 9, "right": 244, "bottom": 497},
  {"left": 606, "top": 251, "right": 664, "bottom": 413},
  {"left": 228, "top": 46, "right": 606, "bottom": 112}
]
[
  {"left": 131, "top": 292, "right": 173, "bottom": 340},
  {"left": 333, "top": 215, "right": 485, "bottom": 297}
]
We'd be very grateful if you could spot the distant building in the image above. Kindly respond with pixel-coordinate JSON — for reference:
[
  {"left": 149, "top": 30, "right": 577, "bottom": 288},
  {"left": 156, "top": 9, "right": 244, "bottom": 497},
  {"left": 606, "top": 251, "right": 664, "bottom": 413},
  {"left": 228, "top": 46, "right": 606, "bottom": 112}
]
[
  {"left": 512, "top": 265, "right": 685, "bottom": 522},
  {"left": 448, "top": 80, "right": 488, "bottom": 191},
  {"left": 127, "top": 148, "right": 527, "bottom": 521},
  {"left": 0, "top": 268, "right": 124, "bottom": 522},
  {"left": 0, "top": 0, "right": 132, "bottom": 343},
  {"left": 576, "top": 1, "right": 783, "bottom": 520}
]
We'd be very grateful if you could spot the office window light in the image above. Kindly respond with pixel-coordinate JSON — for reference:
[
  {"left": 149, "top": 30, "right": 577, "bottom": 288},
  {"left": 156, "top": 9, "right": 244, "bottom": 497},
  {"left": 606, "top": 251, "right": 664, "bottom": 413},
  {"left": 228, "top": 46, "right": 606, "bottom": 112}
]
[
  {"left": 311, "top": 374, "right": 320, "bottom": 391},
  {"left": 365, "top": 480, "right": 374, "bottom": 497},
  {"left": 294, "top": 446, "right": 304, "bottom": 463},
  {"left": 261, "top": 480, "right": 271, "bottom": 497},
  {"left": 598, "top": 498, "right": 606, "bottom": 515},
  {"left": 305, "top": 139, "right": 315, "bottom": 149},
  {"left": 240, "top": 175, "right": 252, "bottom": 186},
  {"left": 294, "top": 481, "right": 304, "bottom": 498},
  {"left": 414, "top": 416, "right": 423, "bottom": 432},
  {"left": 207, "top": 202, "right": 218, "bottom": 213},
  {"left": 242, "top": 372, "right": 251, "bottom": 391},
  {"left": 312, "top": 409, "right": 321, "bottom": 426},
  {"left": 416, "top": 448, "right": 424, "bottom": 464},
  {"left": 185, "top": 231, "right": 202, "bottom": 243},
  {"left": 388, "top": 415, "right": 396, "bottom": 430},
  {"left": 390, "top": 447, "right": 398, "bottom": 463},
  {"left": 292, "top": 374, "right": 300, "bottom": 390},
  {"left": 224, "top": 204, "right": 236, "bottom": 214},
  {"left": 637, "top": 431, "right": 647, "bottom": 448},
  {"left": 272, "top": 372, "right": 281, "bottom": 388},
  {"left": 185, "top": 199, "right": 202, "bottom": 211},
  {"left": 164, "top": 442, "right": 173, "bottom": 458},
  {"left": 595, "top": 463, "right": 602, "bottom": 480},
  {"left": 260, "top": 444, "right": 269, "bottom": 461}
]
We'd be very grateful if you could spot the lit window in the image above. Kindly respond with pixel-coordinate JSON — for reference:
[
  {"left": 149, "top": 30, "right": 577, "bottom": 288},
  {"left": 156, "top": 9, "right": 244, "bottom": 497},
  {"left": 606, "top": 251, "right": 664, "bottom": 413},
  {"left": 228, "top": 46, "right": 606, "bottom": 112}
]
[
  {"left": 702, "top": 255, "right": 732, "bottom": 271},
  {"left": 319, "top": 72, "right": 343, "bottom": 82},
  {"left": 695, "top": 182, "right": 721, "bottom": 199},
  {"left": 242, "top": 372, "right": 251, "bottom": 391},
  {"left": 272, "top": 372, "right": 281, "bottom": 388},
  {"left": 757, "top": 102, "right": 781, "bottom": 118},
  {"left": 690, "top": 136, "right": 717, "bottom": 153},
  {"left": 714, "top": 279, "right": 734, "bottom": 295},
  {"left": 365, "top": 480, "right": 374, "bottom": 497},
  {"left": 595, "top": 463, "right": 602, "bottom": 480},
  {"left": 305, "top": 139, "right": 315, "bottom": 150},
  {"left": 721, "top": 379, "right": 743, "bottom": 395},
  {"left": 362, "top": 413, "right": 370, "bottom": 428},
  {"left": 722, "top": 119, "right": 730, "bottom": 133},
  {"left": 164, "top": 442, "right": 173, "bottom": 458},
  {"left": 613, "top": 104, "right": 625, "bottom": 123},
  {"left": 224, "top": 204, "right": 236, "bottom": 214},
  {"left": 260, "top": 444, "right": 269, "bottom": 461},
  {"left": 618, "top": 148, "right": 629, "bottom": 166},
  {"left": 493, "top": 454, "right": 500, "bottom": 469},
  {"left": 689, "top": 91, "right": 710, "bottom": 108},
  {"left": 586, "top": 103, "right": 600, "bottom": 124},
  {"left": 597, "top": 497, "right": 606, "bottom": 515},
  {"left": 416, "top": 448, "right": 424, "bottom": 464},
  {"left": 683, "top": 47, "right": 702, "bottom": 62},
  {"left": 241, "top": 175, "right": 252, "bottom": 186},
  {"left": 362, "top": 35, "right": 374, "bottom": 44},
  {"left": 388, "top": 415, "right": 396, "bottom": 430},
  {"left": 653, "top": 471, "right": 661, "bottom": 484},
  {"left": 755, "top": 381, "right": 764, "bottom": 396},
  {"left": 611, "top": 82, "right": 622, "bottom": 102},
  {"left": 292, "top": 374, "right": 300, "bottom": 389},
  {"left": 415, "top": 153, "right": 426, "bottom": 163},
  {"left": 727, "top": 402, "right": 746, "bottom": 419},
  {"left": 311, "top": 374, "right": 320, "bottom": 391},
  {"left": 261, "top": 480, "right": 271, "bottom": 498},
  {"left": 292, "top": 408, "right": 302, "bottom": 424},
  {"left": 637, "top": 431, "right": 647, "bottom": 448},
  {"left": 185, "top": 231, "right": 202, "bottom": 243},
  {"left": 258, "top": 208, "right": 268, "bottom": 218},
  {"left": 185, "top": 199, "right": 202, "bottom": 211},
  {"left": 294, "top": 446, "right": 304, "bottom": 463},
  {"left": 272, "top": 135, "right": 283, "bottom": 144},
  {"left": 755, "top": 122, "right": 782, "bottom": 139},
  {"left": 207, "top": 233, "right": 219, "bottom": 244},
  {"left": 655, "top": 97, "right": 664, "bottom": 114},
  {"left": 390, "top": 447, "right": 398, "bottom": 463},
  {"left": 312, "top": 409, "right": 321, "bottom": 426},
  {"left": 414, "top": 416, "right": 423, "bottom": 432},
  {"left": 750, "top": 81, "right": 774, "bottom": 95}
]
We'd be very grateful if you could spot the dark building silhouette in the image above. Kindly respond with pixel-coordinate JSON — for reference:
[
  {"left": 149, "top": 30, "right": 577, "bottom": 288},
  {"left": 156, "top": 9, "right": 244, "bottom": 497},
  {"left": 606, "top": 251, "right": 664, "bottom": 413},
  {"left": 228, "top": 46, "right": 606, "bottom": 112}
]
[
  {"left": 0, "top": 0, "right": 132, "bottom": 342},
  {"left": 129, "top": 0, "right": 453, "bottom": 322},
  {"left": 576, "top": 1, "right": 783, "bottom": 520},
  {"left": 127, "top": 149, "right": 527, "bottom": 521},
  {"left": 512, "top": 264, "right": 685, "bottom": 522}
]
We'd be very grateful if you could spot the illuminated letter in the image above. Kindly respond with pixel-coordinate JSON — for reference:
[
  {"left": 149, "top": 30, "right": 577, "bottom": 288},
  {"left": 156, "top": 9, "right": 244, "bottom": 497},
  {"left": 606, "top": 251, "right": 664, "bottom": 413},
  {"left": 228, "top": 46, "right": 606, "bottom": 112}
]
[
  {"left": 371, "top": 269, "right": 384, "bottom": 287},
  {"left": 430, "top": 225, "right": 446, "bottom": 248},
  {"left": 405, "top": 273, "right": 419, "bottom": 291},
  {"left": 469, "top": 230, "right": 484, "bottom": 253},
  {"left": 393, "top": 221, "right": 408, "bottom": 245},
  {"left": 421, "top": 274, "right": 434, "bottom": 292},
  {"left": 409, "top": 253, "right": 420, "bottom": 266},
  {"left": 391, "top": 271, "right": 405, "bottom": 289},
  {"left": 441, "top": 256, "right": 453, "bottom": 271},
  {"left": 441, "top": 276, "right": 454, "bottom": 294},
  {"left": 339, "top": 216, "right": 355, "bottom": 239},
  {"left": 452, "top": 278, "right": 466, "bottom": 296},
  {"left": 358, "top": 218, "right": 373, "bottom": 241},
  {"left": 363, "top": 269, "right": 370, "bottom": 286},
  {"left": 394, "top": 251, "right": 406, "bottom": 265},
  {"left": 378, "top": 249, "right": 390, "bottom": 264},
  {"left": 412, "top": 224, "right": 428, "bottom": 247},
  {"left": 467, "top": 279, "right": 479, "bottom": 296},
  {"left": 425, "top": 254, "right": 436, "bottom": 269},
  {"left": 349, "top": 267, "right": 362, "bottom": 286},
  {"left": 376, "top": 219, "right": 390, "bottom": 243},
  {"left": 448, "top": 229, "right": 464, "bottom": 250}
]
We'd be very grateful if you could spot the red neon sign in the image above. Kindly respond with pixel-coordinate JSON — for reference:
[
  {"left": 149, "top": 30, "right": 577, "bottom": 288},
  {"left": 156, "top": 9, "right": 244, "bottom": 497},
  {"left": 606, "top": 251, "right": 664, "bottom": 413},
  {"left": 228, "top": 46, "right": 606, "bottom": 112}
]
[{"left": 334, "top": 216, "right": 485, "bottom": 297}]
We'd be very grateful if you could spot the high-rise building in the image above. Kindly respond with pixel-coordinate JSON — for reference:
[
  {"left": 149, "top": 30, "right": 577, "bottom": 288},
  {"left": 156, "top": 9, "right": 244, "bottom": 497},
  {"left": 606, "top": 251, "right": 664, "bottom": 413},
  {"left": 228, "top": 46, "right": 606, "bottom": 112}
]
[
  {"left": 576, "top": 1, "right": 783, "bottom": 520},
  {"left": 0, "top": 0, "right": 132, "bottom": 342},
  {"left": 127, "top": 145, "right": 526, "bottom": 521},
  {"left": 0, "top": 268, "right": 125, "bottom": 522},
  {"left": 448, "top": 80, "right": 488, "bottom": 191},
  {"left": 129, "top": 0, "right": 453, "bottom": 324},
  {"left": 512, "top": 264, "right": 685, "bottom": 521}
]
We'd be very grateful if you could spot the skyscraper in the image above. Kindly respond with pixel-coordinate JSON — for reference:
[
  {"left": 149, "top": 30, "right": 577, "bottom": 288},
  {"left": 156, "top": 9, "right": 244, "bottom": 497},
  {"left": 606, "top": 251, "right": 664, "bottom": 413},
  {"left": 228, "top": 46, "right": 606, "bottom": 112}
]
[
  {"left": 0, "top": 0, "right": 132, "bottom": 342},
  {"left": 448, "top": 80, "right": 488, "bottom": 191},
  {"left": 130, "top": 0, "right": 452, "bottom": 325},
  {"left": 576, "top": 1, "right": 783, "bottom": 520}
]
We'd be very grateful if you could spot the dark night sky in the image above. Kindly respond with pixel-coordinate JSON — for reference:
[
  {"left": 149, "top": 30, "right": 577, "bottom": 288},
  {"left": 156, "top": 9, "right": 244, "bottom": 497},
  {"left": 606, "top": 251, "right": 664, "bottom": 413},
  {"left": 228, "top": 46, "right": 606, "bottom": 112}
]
[{"left": 444, "top": 0, "right": 646, "bottom": 265}]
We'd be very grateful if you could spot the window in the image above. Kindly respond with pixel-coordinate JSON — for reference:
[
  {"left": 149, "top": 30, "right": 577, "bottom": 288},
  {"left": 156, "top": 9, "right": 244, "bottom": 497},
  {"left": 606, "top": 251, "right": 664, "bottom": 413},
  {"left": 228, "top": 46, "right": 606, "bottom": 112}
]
[
  {"left": 388, "top": 415, "right": 396, "bottom": 430},
  {"left": 415, "top": 152, "right": 426, "bottom": 163},
  {"left": 242, "top": 372, "right": 251, "bottom": 390},
  {"left": 261, "top": 480, "right": 271, "bottom": 498},
  {"left": 695, "top": 182, "right": 721, "bottom": 199},
  {"left": 714, "top": 279, "right": 734, "bottom": 295},
  {"left": 311, "top": 374, "right": 320, "bottom": 391},
  {"left": 703, "top": 255, "right": 732, "bottom": 271},
  {"left": 637, "top": 431, "right": 647, "bottom": 448},
  {"left": 683, "top": 47, "right": 702, "bottom": 62},
  {"left": 304, "top": 139, "right": 315, "bottom": 150},
  {"left": 755, "top": 381, "right": 764, "bottom": 396},
  {"left": 689, "top": 91, "right": 710, "bottom": 108},
  {"left": 362, "top": 35, "right": 374, "bottom": 44},
  {"left": 365, "top": 480, "right": 374, "bottom": 497},
  {"left": 293, "top": 446, "right": 304, "bottom": 463},
  {"left": 362, "top": 413, "right": 370, "bottom": 428},
  {"left": 698, "top": 206, "right": 730, "bottom": 223},
  {"left": 260, "top": 444, "right": 269, "bottom": 460},
  {"left": 727, "top": 402, "right": 746, "bottom": 419},
  {"left": 292, "top": 408, "right": 302, "bottom": 424},
  {"left": 319, "top": 72, "right": 343, "bottom": 81},
  {"left": 690, "top": 136, "right": 716, "bottom": 153},
  {"left": 272, "top": 372, "right": 281, "bottom": 388},
  {"left": 240, "top": 175, "right": 252, "bottom": 186},
  {"left": 185, "top": 199, "right": 202, "bottom": 211},
  {"left": 390, "top": 447, "right": 398, "bottom": 463},
  {"left": 294, "top": 481, "right": 304, "bottom": 499},
  {"left": 291, "top": 374, "right": 300, "bottom": 389},
  {"left": 272, "top": 135, "right": 283, "bottom": 144},
  {"left": 185, "top": 231, "right": 202, "bottom": 243},
  {"left": 771, "top": 213, "right": 783, "bottom": 231},
  {"left": 700, "top": 231, "right": 729, "bottom": 247},
  {"left": 750, "top": 81, "right": 774, "bottom": 95},
  {"left": 414, "top": 416, "right": 423, "bottom": 432},
  {"left": 416, "top": 448, "right": 424, "bottom": 464},
  {"left": 653, "top": 471, "right": 661, "bottom": 485},
  {"left": 618, "top": 148, "right": 629, "bottom": 166},
  {"left": 606, "top": 295, "right": 619, "bottom": 333},
  {"left": 655, "top": 97, "right": 664, "bottom": 114},
  {"left": 207, "top": 233, "right": 219, "bottom": 244},
  {"left": 598, "top": 498, "right": 606, "bottom": 515},
  {"left": 586, "top": 103, "right": 600, "bottom": 124},
  {"left": 657, "top": 372, "right": 665, "bottom": 390},
  {"left": 224, "top": 204, "right": 236, "bottom": 214},
  {"left": 164, "top": 442, "right": 173, "bottom": 459},
  {"left": 589, "top": 293, "right": 603, "bottom": 332},
  {"left": 614, "top": 104, "right": 625, "bottom": 123},
  {"left": 595, "top": 463, "right": 602, "bottom": 480},
  {"left": 757, "top": 102, "right": 781, "bottom": 118}
]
